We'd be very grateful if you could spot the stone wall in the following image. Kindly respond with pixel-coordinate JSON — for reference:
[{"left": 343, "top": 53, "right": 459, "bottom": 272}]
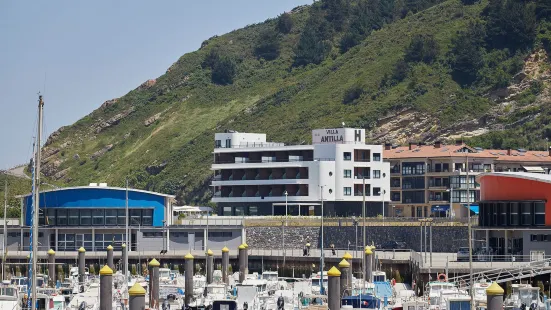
[{"left": 246, "top": 226, "right": 468, "bottom": 252}]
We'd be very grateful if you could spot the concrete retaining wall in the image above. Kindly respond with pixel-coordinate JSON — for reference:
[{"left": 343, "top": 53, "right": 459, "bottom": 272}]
[{"left": 246, "top": 226, "right": 468, "bottom": 252}]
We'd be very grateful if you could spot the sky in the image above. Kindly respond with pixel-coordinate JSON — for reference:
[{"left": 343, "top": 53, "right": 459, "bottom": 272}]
[{"left": 0, "top": 0, "right": 310, "bottom": 169}]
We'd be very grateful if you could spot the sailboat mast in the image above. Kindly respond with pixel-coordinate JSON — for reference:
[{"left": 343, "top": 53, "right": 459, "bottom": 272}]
[
  {"left": 3, "top": 180, "right": 7, "bottom": 281},
  {"left": 32, "top": 95, "right": 44, "bottom": 310},
  {"left": 125, "top": 178, "right": 129, "bottom": 285}
]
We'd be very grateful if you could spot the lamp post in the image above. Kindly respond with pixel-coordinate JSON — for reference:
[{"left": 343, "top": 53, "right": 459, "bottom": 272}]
[
  {"left": 382, "top": 189, "right": 386, "bottom": 225},
  {"left": 284, "top": 191, "right": 288, "bottom": 225},
  {"left": 446, "top": 187, "right": 454, "bottom": 219},
  {"left": 131, "top": 219, "right": 141, "bottom": 274}
]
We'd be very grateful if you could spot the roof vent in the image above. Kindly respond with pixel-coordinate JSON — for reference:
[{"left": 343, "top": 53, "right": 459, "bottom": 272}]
[
  {"left": 517, "top": 148, "right": 526, "bottom": 153},
  {"left": 89, "top": 183, "right": 98, "bottom": 187},
  {"left": 474, "top": 147, "right": 483, "bottom": 151},
  {"left": 99, "top": 183, "right": 108, "bottom": 187}
]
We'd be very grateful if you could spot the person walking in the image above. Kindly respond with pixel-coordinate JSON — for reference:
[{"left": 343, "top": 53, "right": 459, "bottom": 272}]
[{"left": 330, "top": 243, "right": 336, "bottom": 256}]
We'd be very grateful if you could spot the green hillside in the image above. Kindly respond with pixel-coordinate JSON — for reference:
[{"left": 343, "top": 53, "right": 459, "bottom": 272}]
[
  {"left": 40, "top": 0, "right": 551, "bottom": 205},
  {"left": 0, "top": 173, "right": 31, "bottom": 217}
]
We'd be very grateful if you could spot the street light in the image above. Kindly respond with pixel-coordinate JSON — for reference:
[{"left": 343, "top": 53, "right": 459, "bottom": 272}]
[
  {"left": 319, "top": 185, "right": 325, "bottom": 295},
  {"left": 446, "top": 187, "right": 454, "bottom": 219},
  {"left": 284, "top": 191, "right": 288, "bottom": 226}
]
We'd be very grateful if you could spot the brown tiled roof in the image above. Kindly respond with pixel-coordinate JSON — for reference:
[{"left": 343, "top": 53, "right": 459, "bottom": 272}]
[{"left": 384, "top": 144, "right": 551, "bottom": 163}]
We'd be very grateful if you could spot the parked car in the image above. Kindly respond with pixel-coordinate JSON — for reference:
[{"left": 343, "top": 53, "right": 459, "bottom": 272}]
[
  {"left": 379, "top": 241, "right": 407, "bottom": 249},
  {"left": 457, "top": 247, "right": 470, "bottom": 261}
]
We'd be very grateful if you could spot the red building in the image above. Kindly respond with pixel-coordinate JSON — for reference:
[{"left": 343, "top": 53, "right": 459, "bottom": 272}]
[{"left": 476, "top": 172, "right": 550, "bottom": 258}]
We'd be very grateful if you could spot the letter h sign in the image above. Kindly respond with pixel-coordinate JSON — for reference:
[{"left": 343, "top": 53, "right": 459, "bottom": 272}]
[{"left": 354, "top": 130, "right": 362, "bottom": 142}]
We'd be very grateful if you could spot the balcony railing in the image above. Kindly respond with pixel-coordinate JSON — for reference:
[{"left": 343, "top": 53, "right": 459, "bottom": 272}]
[{"left": 214, "top": 157, "right": 314, "bottom": 164}]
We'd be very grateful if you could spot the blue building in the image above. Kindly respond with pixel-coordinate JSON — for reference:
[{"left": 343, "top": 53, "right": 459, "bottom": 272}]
[{"left": 14, "top": 185, "right": 242, "bottom": 254}]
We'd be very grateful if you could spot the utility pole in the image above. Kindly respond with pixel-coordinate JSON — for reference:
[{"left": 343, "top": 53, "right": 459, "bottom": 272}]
[
  {"left": 466, "top": 152, "right": 474, "bottom": 309},
  {"left": 32, "top": 95, "right": 44, "bottom": 310}
]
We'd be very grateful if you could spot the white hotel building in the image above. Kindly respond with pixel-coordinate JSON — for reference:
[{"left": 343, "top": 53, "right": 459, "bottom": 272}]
[{"left": 211, "top": 128, "right": 390, "bottom": 216}]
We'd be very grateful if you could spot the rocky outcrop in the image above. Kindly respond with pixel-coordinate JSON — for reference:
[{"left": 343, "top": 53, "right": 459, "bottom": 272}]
[
  {"left": 100, "top": 98, "right": 119, "bottom": 110},
  {"left": 90, "top": 144, "right": 114, "bottom": 160},
  {"left": 137, "top": 79, "right": 156, "bottom": 91},
  {"left": 53, "top": 168, "right": 70, "bottom": 180},
  {"left": 44, "top": 126, "right": 66, "bottom": 146},
  {"left": 41, "top": 159, "right": 65, "bottom": 177},
  {"left": 146, "top": 161, "right": 168, "bottom": 175},
  {"left": 144, "top": 113, "right": 162, "bottom": 126},
  {"left": 92, "top": 106, "right": 135, "bottom": 134}
]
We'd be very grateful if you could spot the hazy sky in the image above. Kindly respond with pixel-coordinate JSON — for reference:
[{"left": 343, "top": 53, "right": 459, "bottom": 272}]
[{"left": 0, "top": 0, "right": 310, "bottom": 169}]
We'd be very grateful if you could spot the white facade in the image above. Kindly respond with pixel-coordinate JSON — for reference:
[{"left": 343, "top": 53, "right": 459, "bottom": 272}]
[{"left": 211, "top": 128, "right": 390, "bottom": 216}]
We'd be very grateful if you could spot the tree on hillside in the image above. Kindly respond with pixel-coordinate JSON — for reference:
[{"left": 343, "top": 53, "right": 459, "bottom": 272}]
[
  {"left": 404, "top": 34, "right": 439, "bottom": 63},
  {"left": 277, "top": 13, "right": 294, "bottom": 34},
  {"left": 537, "top": 0, "right": 551, "bottom": 20},
  {"left": 202, "top": 48, "right": 237, "bottom": 85},
  {"left": 322, "top": 0, "right": 350, "bottom": 31},
  {"left": 485, "top": 0, "right": 537, "bottom": 51},
  {"left": 293, "top": 6, "right": 333, "bottom": 66},
  {"left": 255, "top": 28, "right": 281, "bottom": 61},
  {"left": 449, "top": 21, "right": 486, "bottom": 86}
]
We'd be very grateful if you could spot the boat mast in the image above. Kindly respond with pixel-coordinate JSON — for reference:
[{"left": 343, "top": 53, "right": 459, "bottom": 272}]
[
  {"left": 31, "top": 95, "right": 44, "bottom": 310},
  {"left": 125, "top": 178, "right": 129, "bottom": 286},
  {"left": 2, "top": 180, "right": 7, "bottom": 281}
]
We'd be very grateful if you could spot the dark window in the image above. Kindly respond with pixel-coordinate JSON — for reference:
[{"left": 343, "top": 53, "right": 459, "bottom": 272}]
[
  {"left": 391, "top": 192, "right": 400, "bottom": 202},
  {"left": 535, "top": 202, "right": 545, "bottom": 226},
  {"left": 130, "top": 209, "right": 141, "bottom": 226},
  {"left": 500, "top": 203, "right": 508, "bottom": 226},
  {"left": 521, "top": 202, "right": 531, "bottom": 225},
  {"left": 105, "top": 209, "right": 117, "bottom": 226},
  {"left": 80, "top": 209, "right": 92, "bottom": 226},
  {"left": 402, "top": 191, "right": 425, "bottom": 204},
  {"left": 510, "top": 203, "right": 519, "bottom": 226},
  {"left": 402, "top": 177, "right": 425, "bottom": 189},
  {"left": 343, "top": 152, "right": 351, "bottom": 161},
  {"left": 117, "top": 209, "right": 126, "bottom": 226},
  {"left": 373, "top": 153, "right": 381, "bottom": 161},
  {"left": 142, "top": 209, "right": 153, "bottom": 226},
  {"left": 46, "top": 209, "right": 56, "bottom": 226},
  {"left": 402, "top": 162, "right": 425, "bottom": 175},
  {"left": 373, "top": 187, "right": 381, "bottom": 196},
  {"left": 68, "top": 209, "right": 79, "bottom": 226},
  {"left": 93, "top": 209, "right": 105, "bottom": 225},
  {"left": 344, "top": 170, "right": 352, "bottom": 178},
  {"left": 225, "top": 139, "right": 231, "bottom": 148},
  {"left": 57, "top": 209, "right": 67, "bottom": 226},
  {"left": 373, "top": 170, "right": 381, "bottom": 179},
  {"left": 215, "top": 140, "right": 221, "bottom": 148},
  {"left": 208, "top": 232, "right": 232, "bottom": 238}
]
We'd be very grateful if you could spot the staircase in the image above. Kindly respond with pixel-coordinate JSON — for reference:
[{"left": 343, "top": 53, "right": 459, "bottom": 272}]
[{"left": 447, "top": 257, "right": 551, "bottom": 289}]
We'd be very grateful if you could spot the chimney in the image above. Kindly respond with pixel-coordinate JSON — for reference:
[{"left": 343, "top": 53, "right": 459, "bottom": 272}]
[
  {"left": 409, "top": 142, "right": 416, "bottom": 150},
  {"left": 434, "top": 141, "right": 441, "bottom": 148},
  {"left": 455, "top": 139, "right": 463, "bottom": 146},
  {"left": 507, "top": 149, "right": 511, "bottom": 156},
  {"left": 385, "top": 143, "right": 392, "bottom": 150}
]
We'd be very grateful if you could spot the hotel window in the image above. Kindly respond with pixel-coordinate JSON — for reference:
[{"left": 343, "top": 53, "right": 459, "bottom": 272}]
[
  {"left": 93, "top": 209, "right": 105, "bottom": 226},
  {"left": 223, "top": 207, "right": 232, "bottom": 216},
  {"left": 105, "top": 209, "right": 117, "bottom": 226},
  {"left": 46, "top": 209, "right": 56, "bottom": 226},
  {"left": 80, "top": 209, "right": 92, "bottom": 226},
  {"left": 215, "top": 140, "right": 221, "bottom": 148},
  {"left": 344, "top": 187, "right": 352, "bottom": 196},
  {"left": 344, "top": 170, "right": 352, "bottom": 178},
  {"left": 225, "top": 139, "right": 231, "bottom": 148},
  {"left": 249, "top": 206, "right": 258, "bottom": 216},
  {"left": 57, "top": 209, "right": 68, "bottom": 226},
  {"left": 535, "top": 202, "right": 545, "bottom": 226},
  {"left": 521, "top": 202, "right": 531, "bottom": 225},
  {"left": 373, "top": 170, "right": 381, "bottom": 179},
  {"left": 343, "top": 152, "right": 352, "bottom": 161},
  {"left": 373, "top": 153, "right": 381, "bottom": 161},
  {"left": 510, "top": 203, "right": 519, "bottom": 225},
  {"left": 373, "top": 187, "right": 381, "bottom": 196},
  {"left": 68, "top": 209, "right": 79, "bottom": 226}
]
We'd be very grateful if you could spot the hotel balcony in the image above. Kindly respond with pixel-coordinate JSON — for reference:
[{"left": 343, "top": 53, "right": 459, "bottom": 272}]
[{"left": 212, "top": 184, "right": 309, "bottom": 199}]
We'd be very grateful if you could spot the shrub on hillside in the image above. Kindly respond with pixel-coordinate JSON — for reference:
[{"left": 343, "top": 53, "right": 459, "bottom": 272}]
[
  {"left": 449, "top": 21, "right": 486, "bottom": 86},
  {"left": 404, "top": 34, "right": 439, "bottom": 64},
  {"left": 277, "top": 13, "right": 294, "bottom": 34},
  {"left": 293, "top": 6, "right": 332, "bottom": 66},
  {"left": 202, "top": 48, "right": 237, "bottom": 85},
  {"left": 255, "top": 28, "right": 281, "bottom": 61},
  {"left": 391, "top": 60, "right": 409, "bottom": 83},
  {"left": 342, "top": 85, "right": 364, "bottom": 104}
]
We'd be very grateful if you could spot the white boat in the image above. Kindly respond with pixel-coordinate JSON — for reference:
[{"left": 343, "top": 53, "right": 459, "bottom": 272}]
[
  {"left": 204, "top": 284, "right": 228, "bottom": 307},
  {"left": 10, "top": 278, "right": 27, "bottom": 293},
  {"left": 425, "top": 281, "right": 458, "bottom": 310},
  {"left": 504, "top": 285, "right": 545, "bottom": 310},
  {"left": 310, "top": 272, "right": 328, "bottom": 295},
  {"left": 472, "top": 281, "right": 490, "bottom": 307},
  {"left": 0, "top": 286, "right": 20, "bottom": 310},
  {"left": 159, "top": 268, "right": 172, "bottom": 284},
  {"left": 445, "top": 295, "right": 471, "bottom": 310}
]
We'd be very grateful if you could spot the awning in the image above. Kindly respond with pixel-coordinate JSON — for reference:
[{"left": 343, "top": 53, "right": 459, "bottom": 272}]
[
  {"left": 431, "top": 205, "right": 450, "bottom": 212},
  {"left": 522, "top": 166, "right": 546, "bottom": 173},
  {"left": 462, "top": 204, "right": 479, "bottom": 214}
]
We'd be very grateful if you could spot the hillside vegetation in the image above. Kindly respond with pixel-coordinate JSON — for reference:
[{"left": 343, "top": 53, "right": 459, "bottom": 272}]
[
  {"left": 40, "top": 0, "right": 551, "bottom": 205},
  {"left": 0, "top": 174, "right": 31, "bottom": 217}
]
